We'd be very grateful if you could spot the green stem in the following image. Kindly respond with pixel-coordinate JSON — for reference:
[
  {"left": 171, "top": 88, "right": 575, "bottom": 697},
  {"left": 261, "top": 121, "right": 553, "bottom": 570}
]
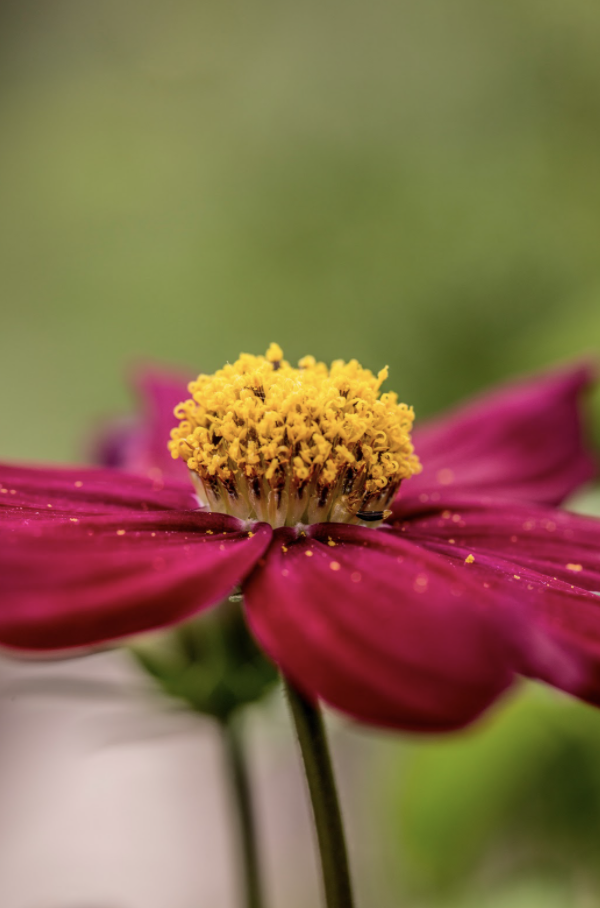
[
  {"left": 284, "top": 678, "right": 356, "bottom": 908},
  {"left": 221, "top": 711, "right": 266, "bottom": 908}
]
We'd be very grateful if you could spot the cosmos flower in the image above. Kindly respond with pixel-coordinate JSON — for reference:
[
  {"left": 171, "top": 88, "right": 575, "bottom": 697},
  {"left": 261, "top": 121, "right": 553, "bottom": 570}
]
[{"left": 1, "top": 346, "right": 599, "bottom": 733}]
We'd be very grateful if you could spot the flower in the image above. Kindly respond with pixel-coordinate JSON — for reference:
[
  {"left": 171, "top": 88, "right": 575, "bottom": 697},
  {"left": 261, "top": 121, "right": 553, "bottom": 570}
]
[{"left": 0, "top": 347, "right": 598, "bottom": 733}]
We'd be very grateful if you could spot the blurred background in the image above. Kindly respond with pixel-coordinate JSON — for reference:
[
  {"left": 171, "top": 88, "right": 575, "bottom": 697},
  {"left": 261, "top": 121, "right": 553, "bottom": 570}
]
[{"left": 1, "top": 1, "right": 600, "bottom": 906}]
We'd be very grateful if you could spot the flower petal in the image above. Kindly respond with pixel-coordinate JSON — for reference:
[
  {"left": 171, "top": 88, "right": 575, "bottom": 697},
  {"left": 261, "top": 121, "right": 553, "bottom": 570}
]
[
  {"left": 397, "top": 495, "right": 600, "bottom": 592},
  {"left": 92, "top": 367, "right": 190, "bottom": 480},
  {"left": 244, "top": 525, "right": 516, "bottom": 732},
  {"left": 0, "top": 505, "right": 271, "bottom": 652},
  {"left": 395, "top": 501, "right": 600, "bottom": 708},
  {"left": 401, "top": 363, "right": 596, "bottom": 509},
  {"left": 0, "top": 462, "right": 196, "bottom": 518}
]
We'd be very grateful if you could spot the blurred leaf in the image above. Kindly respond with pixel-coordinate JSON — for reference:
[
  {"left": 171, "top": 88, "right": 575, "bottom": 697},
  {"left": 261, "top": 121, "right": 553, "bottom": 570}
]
[
  {"left": 384, "top": 687, "right": 600, "bottom": 896},
  {"left": 130, "top": 597, "right": 279, "bottom": 720}
]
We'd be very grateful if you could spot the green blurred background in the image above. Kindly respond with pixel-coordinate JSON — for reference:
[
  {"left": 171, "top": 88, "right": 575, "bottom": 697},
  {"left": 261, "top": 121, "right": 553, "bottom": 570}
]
[{"left": 2, "top": 2, "right": 600, "bottom": 906}]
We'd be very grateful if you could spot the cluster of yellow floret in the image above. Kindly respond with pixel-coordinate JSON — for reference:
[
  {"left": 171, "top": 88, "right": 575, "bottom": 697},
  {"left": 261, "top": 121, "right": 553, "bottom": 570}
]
[{"left": 169, "top": 344, "right": 421, "bottom": 523}]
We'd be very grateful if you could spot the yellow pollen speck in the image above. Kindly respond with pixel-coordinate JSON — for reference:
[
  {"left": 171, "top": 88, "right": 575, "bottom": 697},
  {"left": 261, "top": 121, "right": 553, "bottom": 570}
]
[
  {"left": 305, "top": 550, "right": 313, "bottom": 557},
  {"left": 514, "top": 575, "right": 521, "bottom": 580},
  {"left": 448, "top": 538, "right": 456, "bottom": 544},
  {"left": 281, "top": 545, "right": 288, "bottom": 553},
  {"left": 169, "top": 345, "right": 421, "bottom": 528},
  {"left": 566, "top": 563, "right": 583, "bottom": 572},
  {"left": 151, "top": 532, "right": 156, "bottom": 537},
  {"left": 47, "top": 504, "right": 53, "bottom": 508},
  {"left": 117, "top": 529, "right": 126, "bottom": 536},
  {"left": 327, "top": 538, "right": 337, "bottom": 547},
  {"left": 206, "top": 529, "right": 214, "bottom": 535},
  {"left": 74, "top": 481, "right": 83, "bottom": 488},
  {"left": 330, "top": 561, "right": 341, "bottom": 571},
  {"left": 248, "top": 531, "right": 254, "bottom": 538},
  {"left": 69, "top": 518, "right": 78, "bottom": 523},
  {"left": 465, "top": 554, "right": 475, "bottom": 564}
]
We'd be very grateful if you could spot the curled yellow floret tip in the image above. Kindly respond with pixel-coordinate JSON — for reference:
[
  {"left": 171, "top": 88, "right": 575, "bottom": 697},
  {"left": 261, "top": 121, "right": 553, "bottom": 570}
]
[{"left": 169, "top": 345, "right": 421, "bottom": 527}]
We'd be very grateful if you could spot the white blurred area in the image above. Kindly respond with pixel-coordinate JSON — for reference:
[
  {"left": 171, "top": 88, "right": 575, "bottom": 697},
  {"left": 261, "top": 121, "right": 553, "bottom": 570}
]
[{"left": 0, "top": 650, "right": 330, "bottom": 908}]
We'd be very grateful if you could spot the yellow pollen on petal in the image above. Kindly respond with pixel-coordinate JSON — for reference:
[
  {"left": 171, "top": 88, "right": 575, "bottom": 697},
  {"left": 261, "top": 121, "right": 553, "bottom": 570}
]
[
  {"left": 305, "top": 550, "right": 314, "bottom": 557},
  {"left": 330, "top": 561, "right": 341, "bottom": 571},
  {"left": 169, "top": 344, "right": 421, "bottom": 528},
  {"left": 116, "top": 529, "right": 126, "bottom": 536},
  {"left": 566, "top": 563, "right": 583, "bottom": 572},
  {"left": 465, "top": 554, "right": 475, "bottom": 564}
]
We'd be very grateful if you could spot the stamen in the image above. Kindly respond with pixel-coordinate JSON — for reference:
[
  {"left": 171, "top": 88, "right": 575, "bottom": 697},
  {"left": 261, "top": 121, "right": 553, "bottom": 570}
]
[{"left": 169, "top": 344, "right": 421, "bottom": 527}]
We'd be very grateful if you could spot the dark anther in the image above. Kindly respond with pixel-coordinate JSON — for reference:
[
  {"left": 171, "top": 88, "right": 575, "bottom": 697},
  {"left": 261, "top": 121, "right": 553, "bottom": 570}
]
[
  {"left": 252, "top": 385, "right": 266, "bottom": 400},
  {"left": 223, "top": 478, "right": 238, "bottom": 499},
  {"left": 343, "top": 468, "right": 356, "bottom": 496},
  {"left": 357, "top": 509, "right": 386, "bottom": 522},
  {"left": 272, "top": 360, "right": 281, "bottom": 371},
  {"left": 318, "top": 485, "right": 329, "bottom": 507},
  {"left": 252, "top": 477, "right": 261, "bottom": 499}
]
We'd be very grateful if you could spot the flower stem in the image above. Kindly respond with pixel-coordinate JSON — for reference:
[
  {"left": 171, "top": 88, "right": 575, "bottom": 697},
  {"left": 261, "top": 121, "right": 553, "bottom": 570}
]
[
  {"left": 221, "top": 711, "right": 266, "bottom": 908},
  {"left": 284, "top": 678, "right": 356, "bottom": 908}
]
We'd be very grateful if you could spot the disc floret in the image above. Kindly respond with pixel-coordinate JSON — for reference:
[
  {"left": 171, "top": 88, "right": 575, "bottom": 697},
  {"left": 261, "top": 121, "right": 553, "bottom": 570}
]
[{"left": 169, "top": 344, "right": 421, "bottom": 527}]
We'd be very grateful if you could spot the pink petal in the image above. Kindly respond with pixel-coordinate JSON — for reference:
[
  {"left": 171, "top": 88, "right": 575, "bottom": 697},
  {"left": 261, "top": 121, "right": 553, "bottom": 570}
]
[
  {"left": 243, "top": 525, "right": 516, "bottom": 732},
  {"left": 0, "top": 462, "right": 196, "bottom": 518},
  {"left": 92, "top": 367, "right": 190, "bottom": 480},
  {"left": 394, "top": 502, "right": 600, "bottom": 707},
  {"left": 401, "top": 363, "right": 596, "bottom": 509},
  {"left": 0, "top": 504, "right": 271, "bottom": 652},
  {"left": 397, "top": 495, "right": 600, "bottom": 592}
]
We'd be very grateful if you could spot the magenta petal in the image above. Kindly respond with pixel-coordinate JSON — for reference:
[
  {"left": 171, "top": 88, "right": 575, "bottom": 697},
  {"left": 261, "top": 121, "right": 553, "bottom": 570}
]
[
  {"left": 244, "top": 525, "right": 516, "bottom": 732},
  {"left": 394, "top": 502, "right": 600, "bottom": 707},
  {"left": 413, "top": 545, "right": 600, "bottom": 710},
  {"left": 401, "top": 363, "right": 596, "bottom": 509},
  {"left": 0, "top": 462, "right": 197, "bottom": 517},
  {"left": 132, "top": 368, "right": 191, "bottom": 479},
  {"left": 398, "top": 496, "right": 600, "bottom": 592},
  {"left": 0, "top": 508, "right": 272, "bottom": 652},
  {"left": 93, "top": 367, "right": 190, "bottom": 480}
]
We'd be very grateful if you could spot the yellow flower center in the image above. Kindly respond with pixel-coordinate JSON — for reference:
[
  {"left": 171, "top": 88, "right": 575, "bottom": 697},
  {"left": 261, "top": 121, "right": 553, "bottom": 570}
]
[{"left": 169, "top": 343, "right": 421, "bottom": 527}]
